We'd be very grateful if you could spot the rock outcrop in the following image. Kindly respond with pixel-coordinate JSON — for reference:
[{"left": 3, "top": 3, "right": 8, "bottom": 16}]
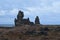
[
  {"left": 35, "top": 16, "right": 40, "bottom": 24},
  {"left": 14, "top": 11, "right": 35, "bottom": 26}
]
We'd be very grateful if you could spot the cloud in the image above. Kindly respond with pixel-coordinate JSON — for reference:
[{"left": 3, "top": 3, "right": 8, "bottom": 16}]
[
  {"left": 9, "top": 8, "right": 19, "bottom": 15},
  {"left": 51, "top": 1, "right": 60, "bottom": 13},
  {"left": 0, "top": 10, "right": 7, "bottom": 15},
  {"left": 0, "top": 8, "right": 19, "bottom": 16},
  {"left": 0, "top": 0, "right": 60, "bottom": 24},
  {"left": 24, "top": 0, "right": 60, "bottom": 15}
]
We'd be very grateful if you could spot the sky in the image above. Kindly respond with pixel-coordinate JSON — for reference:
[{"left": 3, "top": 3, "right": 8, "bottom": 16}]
[{"left": 0, "top": 0, "right": 60, "bottom": 25}]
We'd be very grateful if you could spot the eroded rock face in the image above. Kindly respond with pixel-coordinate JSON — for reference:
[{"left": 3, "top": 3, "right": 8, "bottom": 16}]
[
  {"left": 14, "top": 10, "right": 41, "bottom": 26},
  {"left": 14, "top": 10, "right": 34, "bottom": 26},
  {"left": 35, "top": 16, "right": 40, "bottom": 24}
]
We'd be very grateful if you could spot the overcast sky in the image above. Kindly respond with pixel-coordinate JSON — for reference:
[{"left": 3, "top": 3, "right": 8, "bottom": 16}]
[{"left": 0, "top": 0, "right": 60, "bottom": 25}]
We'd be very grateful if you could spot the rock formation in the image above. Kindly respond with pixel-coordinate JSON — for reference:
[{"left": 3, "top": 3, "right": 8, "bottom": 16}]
[
  {"left": 14, "top": 10, "right": 34, "bottom": 26},
  {"left": 35, "top": 16, "right": 40, "bottom": 24}
]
